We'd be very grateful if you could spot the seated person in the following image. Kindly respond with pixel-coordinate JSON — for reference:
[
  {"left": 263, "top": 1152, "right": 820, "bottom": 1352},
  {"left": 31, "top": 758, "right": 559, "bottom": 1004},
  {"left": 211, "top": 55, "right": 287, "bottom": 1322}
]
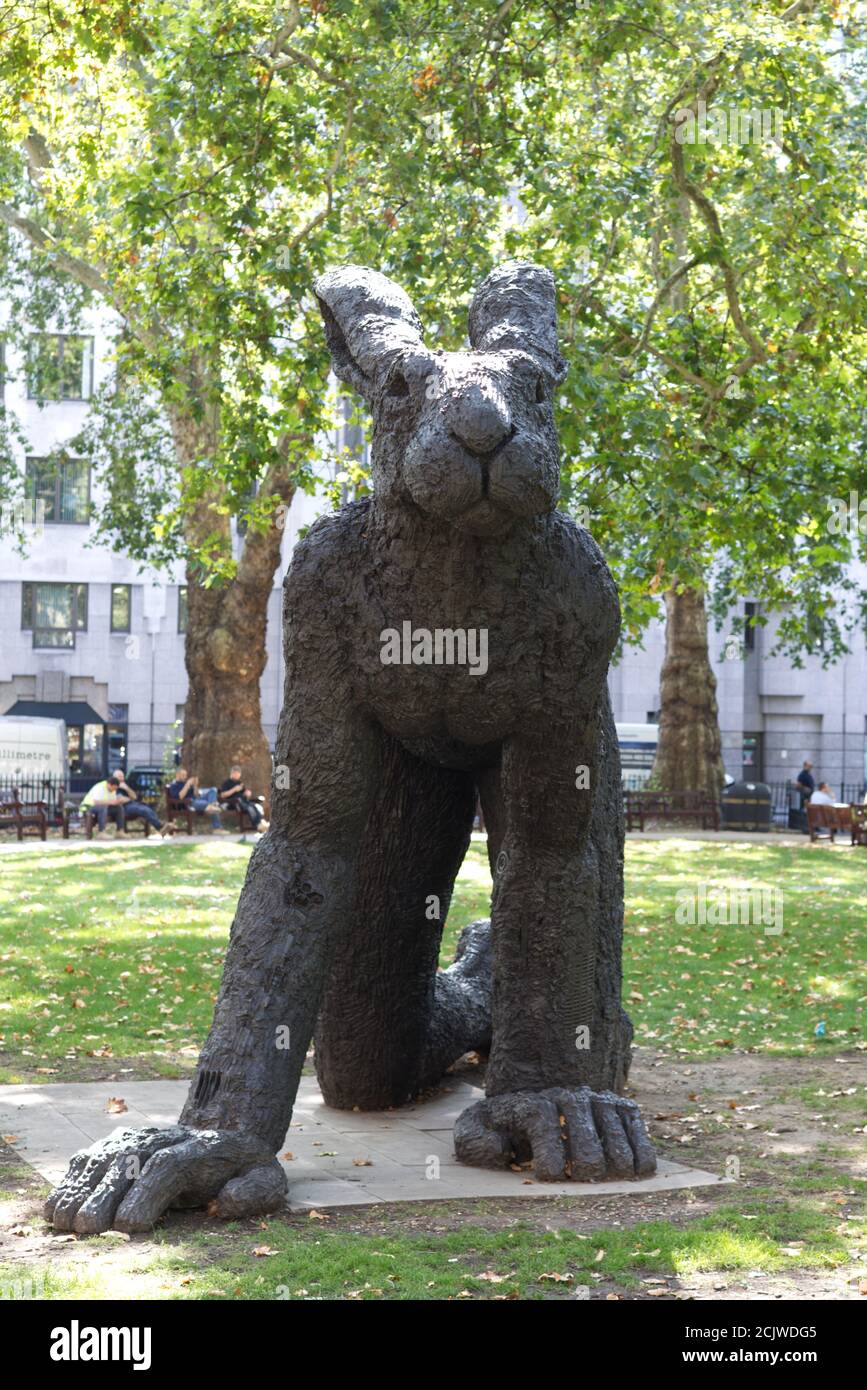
[
  {"left": 166, "top": 768, "right": 225, "bottom": 832},
  {"left": 109, "top": 770, "right": 173, "bottom": 836},
  {"left": 809, "top": 782, "right": 835, "bottom": 806},
  {"left": 80, "top": 777, "right": 125, "bottom": 836},
  {"left": 218, "top": 764, "right": 269, "bottom": 831}
]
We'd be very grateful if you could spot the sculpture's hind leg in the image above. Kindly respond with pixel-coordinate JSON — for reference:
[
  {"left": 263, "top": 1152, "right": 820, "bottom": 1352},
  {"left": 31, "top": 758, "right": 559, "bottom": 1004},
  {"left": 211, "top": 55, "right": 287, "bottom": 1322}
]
[{"left": 314, "top": 736, "right": 490, "bottom": 1110}]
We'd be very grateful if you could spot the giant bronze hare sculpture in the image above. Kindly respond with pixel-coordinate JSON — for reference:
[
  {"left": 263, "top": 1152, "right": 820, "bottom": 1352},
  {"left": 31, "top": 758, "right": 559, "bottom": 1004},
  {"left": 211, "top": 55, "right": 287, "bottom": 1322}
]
[{"left": 45, "top": 262, "right": 655, "bottom": 1233}]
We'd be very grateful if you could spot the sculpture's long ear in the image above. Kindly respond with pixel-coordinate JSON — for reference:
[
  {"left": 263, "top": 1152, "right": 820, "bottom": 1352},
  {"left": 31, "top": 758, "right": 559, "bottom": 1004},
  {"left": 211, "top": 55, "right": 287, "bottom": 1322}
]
[
  {"left": 468, "top": 260, "right": 567, "bottom": 382},
  {"left": 314, "top": 264, "right": 426, "bottom": 400}
]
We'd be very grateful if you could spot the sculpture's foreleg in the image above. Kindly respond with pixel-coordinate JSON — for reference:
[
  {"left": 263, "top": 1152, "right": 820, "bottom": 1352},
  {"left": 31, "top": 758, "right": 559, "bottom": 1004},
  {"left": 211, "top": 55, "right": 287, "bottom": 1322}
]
[{"left": 455, "top": 694, "right": 655, "bottom": 1181}]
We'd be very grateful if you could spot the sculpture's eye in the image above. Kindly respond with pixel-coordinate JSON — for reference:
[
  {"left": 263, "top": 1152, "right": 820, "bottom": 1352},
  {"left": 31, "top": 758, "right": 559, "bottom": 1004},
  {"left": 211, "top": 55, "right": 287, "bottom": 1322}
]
[
  {"left": 387, "top": 373, "right": 410, "bottom": 398},
  {"left": 535, "top": 375, "right": 547, "bottom": 404}
]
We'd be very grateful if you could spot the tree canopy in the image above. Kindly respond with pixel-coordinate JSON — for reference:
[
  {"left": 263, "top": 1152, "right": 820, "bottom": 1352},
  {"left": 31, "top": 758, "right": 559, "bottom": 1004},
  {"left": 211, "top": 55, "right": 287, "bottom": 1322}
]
[{"left": 1, "top": 0, "right": 865, "bottom": 665}]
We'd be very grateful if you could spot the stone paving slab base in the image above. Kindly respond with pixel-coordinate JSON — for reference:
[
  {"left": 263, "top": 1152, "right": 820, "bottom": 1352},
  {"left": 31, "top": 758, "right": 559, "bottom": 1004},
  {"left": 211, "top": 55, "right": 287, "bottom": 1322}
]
[{"left": 0, "top": 1077, "right": 728, "bottom": 1208}]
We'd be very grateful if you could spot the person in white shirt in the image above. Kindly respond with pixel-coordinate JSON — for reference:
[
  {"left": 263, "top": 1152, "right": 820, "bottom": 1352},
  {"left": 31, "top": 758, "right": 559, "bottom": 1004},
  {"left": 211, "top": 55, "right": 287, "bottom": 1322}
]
[{"left": 810, "top": 783, "right": 835, "bottom": 806}]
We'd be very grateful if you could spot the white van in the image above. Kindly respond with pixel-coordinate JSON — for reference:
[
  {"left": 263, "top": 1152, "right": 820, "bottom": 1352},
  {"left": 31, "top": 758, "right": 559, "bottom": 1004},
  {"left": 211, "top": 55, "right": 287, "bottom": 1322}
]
[
  {"left": 616, "top": 722, "right": 659, "bottom": 789},
  {"left": 0, "top": 716, "right": 68, "bottom": 781}
]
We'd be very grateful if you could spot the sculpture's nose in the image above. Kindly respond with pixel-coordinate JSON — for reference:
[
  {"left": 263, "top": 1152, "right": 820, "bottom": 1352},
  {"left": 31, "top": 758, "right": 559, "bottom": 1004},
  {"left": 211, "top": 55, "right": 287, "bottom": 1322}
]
[{"left": 447, "top": 381, "right": 512, "bottom": 456}]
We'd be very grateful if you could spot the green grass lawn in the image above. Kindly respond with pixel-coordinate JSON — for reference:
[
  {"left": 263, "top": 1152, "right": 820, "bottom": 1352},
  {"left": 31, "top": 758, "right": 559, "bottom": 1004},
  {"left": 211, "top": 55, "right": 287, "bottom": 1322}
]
[
  {"left": 625, "top": 838, "right": 866, "bottom": 1056},
  {"left": 1, "top": 1198, "right": 859, "bottom": 1300},
  {"left": 0, "top": 837, "right": 863, "bottom": 1082}
]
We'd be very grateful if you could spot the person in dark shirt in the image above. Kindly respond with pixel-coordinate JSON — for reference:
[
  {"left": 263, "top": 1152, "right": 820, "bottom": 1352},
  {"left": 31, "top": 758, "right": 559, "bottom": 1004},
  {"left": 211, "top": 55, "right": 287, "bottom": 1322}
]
[
  {"left": 795, "top": 760, "right": 815, "bottom": 835},
  {"left": 218, "top": 764, "right": 268, "bottom": 831},
  {"left": 167, "top": 769, "right": 225, "bottom": 832},
  {"left": 796, "top": 761, "right": 815, "bottom": 802}
]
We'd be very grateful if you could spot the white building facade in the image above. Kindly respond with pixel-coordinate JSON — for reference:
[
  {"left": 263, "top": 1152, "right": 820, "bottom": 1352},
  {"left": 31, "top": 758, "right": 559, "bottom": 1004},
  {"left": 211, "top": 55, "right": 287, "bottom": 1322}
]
[{"left": 0, "top": 307, "right": 321, "bottom": 788}]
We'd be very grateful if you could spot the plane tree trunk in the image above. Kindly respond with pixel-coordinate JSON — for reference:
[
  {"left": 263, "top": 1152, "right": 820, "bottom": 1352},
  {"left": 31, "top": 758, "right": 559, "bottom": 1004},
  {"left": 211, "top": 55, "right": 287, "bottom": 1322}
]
[
  {"left": 170, "top": 406, "right": 294, "bottom": 801},
  {"left": 651, "top": 584, "right": 725, "bottom": 796}
]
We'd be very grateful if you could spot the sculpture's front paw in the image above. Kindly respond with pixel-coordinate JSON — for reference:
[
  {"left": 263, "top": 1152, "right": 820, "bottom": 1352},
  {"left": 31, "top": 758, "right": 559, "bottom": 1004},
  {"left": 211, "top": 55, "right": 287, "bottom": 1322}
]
[
  {"left": 44, "top": 1125, "right": 287, "bottom": 1234},
  {"left": 454, "top": 1087, "right": 656, "bottom": 1181}
]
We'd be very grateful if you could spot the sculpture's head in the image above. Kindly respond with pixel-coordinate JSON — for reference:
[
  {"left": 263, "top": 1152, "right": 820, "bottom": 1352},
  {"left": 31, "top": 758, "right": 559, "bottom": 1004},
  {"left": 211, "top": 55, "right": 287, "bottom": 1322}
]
[{"left": 314, "top": 261, "right": 567, "bottom": 538}]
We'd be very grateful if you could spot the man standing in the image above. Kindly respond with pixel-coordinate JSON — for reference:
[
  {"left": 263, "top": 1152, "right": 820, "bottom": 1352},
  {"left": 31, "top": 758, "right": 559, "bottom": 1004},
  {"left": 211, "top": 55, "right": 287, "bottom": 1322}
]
[
  {"left": 218, "top": 764, "right": 269, "bottom": 832},
  {"left": 110, "top": 770, "right": 173, "bottom": 837},
  {"left": 795, "top": 760, "right": 815, "bottom": 833}
]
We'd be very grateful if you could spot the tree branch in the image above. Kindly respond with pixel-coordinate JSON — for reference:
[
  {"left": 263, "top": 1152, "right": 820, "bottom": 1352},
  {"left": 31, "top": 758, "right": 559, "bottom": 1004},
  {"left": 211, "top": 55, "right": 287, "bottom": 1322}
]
[
  {"left": 0, "top": 199, "right": 176, "bottom": 370},
  {"left": 0, "top": 202, "right": 112, "bottom": 296},
  {"left": 633, "top": 254, "right": 706, "bottom": 356},
  {"left": 269, "top": 2, "right": 303, "bottom": 58},
  {"left": 282, "top": 100, "right": 355, "bottom": 250},
  {"left": 669, "top": 118, "right": 767, "bottom": 365},
  {"left": 272, "top": 45, "right": 352, "bottom": 90}
]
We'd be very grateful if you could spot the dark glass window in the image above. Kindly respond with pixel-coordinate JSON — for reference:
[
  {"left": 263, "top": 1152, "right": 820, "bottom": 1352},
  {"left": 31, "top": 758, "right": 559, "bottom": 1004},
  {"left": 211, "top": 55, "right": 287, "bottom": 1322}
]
[
  {"left": 110, "top": 583, "right": 131, "bottom": 632},
  {"left": 68, "top": 723, "right": 104, "bottom": 777},
  {"left": 744, "top": 601, "right": 756, "bottom": 652},
  {"left": 25, "top": 456, "right": 90, "bottom": 524},
  {"left": 22, "top": 582, "right": 87, "bottom": 648},
  {"left": 26, "top": 334, "right": 94, "bottom": 401}
]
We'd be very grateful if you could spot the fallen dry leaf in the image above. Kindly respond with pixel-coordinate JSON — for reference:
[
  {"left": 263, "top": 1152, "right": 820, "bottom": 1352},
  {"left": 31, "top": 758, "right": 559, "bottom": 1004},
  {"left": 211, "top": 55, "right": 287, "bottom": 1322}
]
[{"left": 106, "top": 1097, "right": 128, "bottom": 1114}]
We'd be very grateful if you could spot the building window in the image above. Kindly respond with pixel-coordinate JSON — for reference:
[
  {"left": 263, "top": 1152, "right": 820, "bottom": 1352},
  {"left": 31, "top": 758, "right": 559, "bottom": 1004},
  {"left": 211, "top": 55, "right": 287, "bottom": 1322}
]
[
  {"left": 107, "top": 704, "right": 129, "bottom": 774},
  {"left": 26, "top": 456, "right": 90, "bottom": 524},
  {"left": 68, "top": 722, "right": 104, "bottom": 778},
  {"left": 26, "top": 333, "right": 94, "bottom": 401},
  {"left": 110, "top": 583, "right": 131, "bottom": 632},
  {"left": 744, "top": 601, "right": 757, "bottom": 652},
  {"left": 178, "top": 585, "right": 188, "bottom": 633},
  {"left": 22, "top": 582, "right": 88, "bottom": 648}
]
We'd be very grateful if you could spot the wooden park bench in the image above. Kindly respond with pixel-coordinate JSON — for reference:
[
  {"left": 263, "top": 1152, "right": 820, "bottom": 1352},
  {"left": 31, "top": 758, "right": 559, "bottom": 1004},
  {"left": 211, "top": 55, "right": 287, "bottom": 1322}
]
[
  {"left": 851, "top": 804, "right": 867, "bottom": 847},
  {"left": 165, "top": 792, "right": 256, "bottom": 834},
  {"left": 624, "top": 789, "right": 720, "bottom": 833},
  {"left": 60, "top": 790, "right": 152, "bottom": 838},
  {"left": 806, "top": 802, "right": 852, "bottom": 844},
  {"left": 0, "top": 794, "right": 48, "bottom": 841}
]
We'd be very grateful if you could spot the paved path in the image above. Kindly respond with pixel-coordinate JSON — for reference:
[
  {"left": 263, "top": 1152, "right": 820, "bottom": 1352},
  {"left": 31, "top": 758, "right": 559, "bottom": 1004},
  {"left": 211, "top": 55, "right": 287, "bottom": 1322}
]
[
  {"left": 0, "top": 1077, "right": 728, "bottom": 1209},
  {"left": 0, "top": 831, "right": 260, "bottom": 853},
  {"left": 0, "top": 826, "right": 826, "bottom": 854}
]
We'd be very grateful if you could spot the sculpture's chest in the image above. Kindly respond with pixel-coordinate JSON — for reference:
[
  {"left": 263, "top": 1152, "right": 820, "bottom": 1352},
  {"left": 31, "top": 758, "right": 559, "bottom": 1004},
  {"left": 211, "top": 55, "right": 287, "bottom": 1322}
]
[{"left": 344, "top": 564, "right": 582, "bottom": 746}]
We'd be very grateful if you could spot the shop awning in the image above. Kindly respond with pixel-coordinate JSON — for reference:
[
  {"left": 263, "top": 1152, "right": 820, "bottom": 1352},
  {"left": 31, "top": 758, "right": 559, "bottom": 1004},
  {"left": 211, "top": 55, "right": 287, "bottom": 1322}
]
[{"left": 5, "top": 700, "right": 106, "bottom": 725}]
